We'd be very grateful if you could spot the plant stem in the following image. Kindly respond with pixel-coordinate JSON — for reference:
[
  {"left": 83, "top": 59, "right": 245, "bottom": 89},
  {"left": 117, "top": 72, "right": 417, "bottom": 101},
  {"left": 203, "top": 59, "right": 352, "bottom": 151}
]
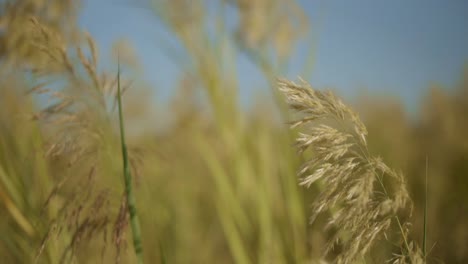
[
  {"left": 423, "top": 156, "right": 428, "bottom": 261},
  {"left": 117, "top": 56, "right": 144, "bottom": 264}
]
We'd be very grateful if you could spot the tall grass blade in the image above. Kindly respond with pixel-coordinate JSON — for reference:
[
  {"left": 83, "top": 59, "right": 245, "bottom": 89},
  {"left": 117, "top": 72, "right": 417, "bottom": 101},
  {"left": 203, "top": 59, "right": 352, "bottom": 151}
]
[
  {"left": 423, "top": 155, "right": 428, "bottom": 261},
  {"left": 117, "top": 55, "right": 144, "bottom": 264}
]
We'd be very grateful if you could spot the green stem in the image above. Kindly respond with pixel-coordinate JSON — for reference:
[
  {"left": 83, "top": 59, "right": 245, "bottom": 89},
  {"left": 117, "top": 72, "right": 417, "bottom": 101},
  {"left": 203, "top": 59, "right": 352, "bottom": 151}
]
[
  {"left": 423, "top": 156, "right": 428, "bottom": 261},
  {"left": 117, "top": 56, "right": 144, "bottom": 264}
]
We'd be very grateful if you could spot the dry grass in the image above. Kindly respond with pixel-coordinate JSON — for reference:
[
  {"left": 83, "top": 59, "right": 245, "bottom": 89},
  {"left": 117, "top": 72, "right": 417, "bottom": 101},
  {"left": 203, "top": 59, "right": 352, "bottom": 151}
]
[
  {"left": 1, "top": 0, "right": 467, "bottom": 263},
  {"left": 279, "top": 78, "right": 423, "bottom": 263}
]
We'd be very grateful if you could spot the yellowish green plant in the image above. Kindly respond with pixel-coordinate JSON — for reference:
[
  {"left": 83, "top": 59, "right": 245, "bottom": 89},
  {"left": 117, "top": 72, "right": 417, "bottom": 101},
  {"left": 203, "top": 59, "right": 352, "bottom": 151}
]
[{"left": 1, "top": 0, "right": 467, "bottom": 263}]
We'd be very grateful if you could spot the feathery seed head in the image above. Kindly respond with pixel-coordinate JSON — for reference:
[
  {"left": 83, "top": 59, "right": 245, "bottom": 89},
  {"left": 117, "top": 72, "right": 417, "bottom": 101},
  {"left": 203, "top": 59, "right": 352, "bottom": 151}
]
[{"left": 278, "top": 78, "right": 420, "bottom": 263}]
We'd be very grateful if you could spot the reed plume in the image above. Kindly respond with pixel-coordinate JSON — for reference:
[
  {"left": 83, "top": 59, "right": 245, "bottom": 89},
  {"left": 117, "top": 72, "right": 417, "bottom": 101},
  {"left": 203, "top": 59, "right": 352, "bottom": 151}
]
[{"left": 278, "top": 78, "right": 424, "bottom": 263}]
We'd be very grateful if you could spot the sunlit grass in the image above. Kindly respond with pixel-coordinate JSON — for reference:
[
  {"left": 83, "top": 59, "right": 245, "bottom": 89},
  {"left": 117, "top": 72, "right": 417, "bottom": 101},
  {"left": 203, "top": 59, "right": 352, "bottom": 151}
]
[{"left": 0, "top": 0, "right": 467, "bottom": 263}]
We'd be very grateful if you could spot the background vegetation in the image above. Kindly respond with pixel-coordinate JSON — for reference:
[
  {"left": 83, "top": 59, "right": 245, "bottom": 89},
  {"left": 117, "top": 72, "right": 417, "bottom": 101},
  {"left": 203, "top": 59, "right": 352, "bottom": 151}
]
[{"left": 0, "top": 0, "right": 466, "bottom": 263}]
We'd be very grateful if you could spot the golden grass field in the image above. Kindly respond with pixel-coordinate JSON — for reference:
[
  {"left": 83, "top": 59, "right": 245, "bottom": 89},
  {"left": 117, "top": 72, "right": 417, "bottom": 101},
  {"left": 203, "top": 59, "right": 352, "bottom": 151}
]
[{"left": 0, "top": 1, "right": 467, "bottom": 263}]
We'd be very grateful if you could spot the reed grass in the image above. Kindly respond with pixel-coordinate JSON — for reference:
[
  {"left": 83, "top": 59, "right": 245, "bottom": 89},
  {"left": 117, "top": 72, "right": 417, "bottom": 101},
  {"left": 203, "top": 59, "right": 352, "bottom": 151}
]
[
  {"left": 278, "top": 78, "right": 424, "bottom": 263},
  {"left": 1, "top": 0, "right": 467, "bottom": 263}
]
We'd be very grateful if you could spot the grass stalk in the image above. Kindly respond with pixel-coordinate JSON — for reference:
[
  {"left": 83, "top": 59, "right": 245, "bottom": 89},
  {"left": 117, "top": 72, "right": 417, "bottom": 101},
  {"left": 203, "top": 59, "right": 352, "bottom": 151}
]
[
  {"left": 423, "top": 156, "right": 428, "bottom": 261},
  {"left": 117, "top": 56, "right": 144, "bottom": 264}
]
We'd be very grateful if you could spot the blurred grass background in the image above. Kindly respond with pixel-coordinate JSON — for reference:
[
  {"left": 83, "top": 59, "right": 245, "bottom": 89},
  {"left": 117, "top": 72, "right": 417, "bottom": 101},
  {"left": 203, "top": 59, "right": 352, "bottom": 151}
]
[{"left": 0, "top": 0, "right": 467, "bottom": 263}]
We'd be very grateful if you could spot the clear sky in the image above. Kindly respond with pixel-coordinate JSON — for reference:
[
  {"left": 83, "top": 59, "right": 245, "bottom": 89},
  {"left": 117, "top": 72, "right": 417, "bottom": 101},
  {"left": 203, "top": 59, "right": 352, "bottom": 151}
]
[{"left": 79, "top": 0, "right": 468, "bottom": 113}]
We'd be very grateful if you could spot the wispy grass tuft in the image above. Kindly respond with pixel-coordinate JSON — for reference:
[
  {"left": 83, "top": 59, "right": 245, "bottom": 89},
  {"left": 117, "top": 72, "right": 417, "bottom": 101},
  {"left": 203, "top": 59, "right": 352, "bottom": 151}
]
[{"left": 278, "top": 78, "right": 424, "bottom": 263}]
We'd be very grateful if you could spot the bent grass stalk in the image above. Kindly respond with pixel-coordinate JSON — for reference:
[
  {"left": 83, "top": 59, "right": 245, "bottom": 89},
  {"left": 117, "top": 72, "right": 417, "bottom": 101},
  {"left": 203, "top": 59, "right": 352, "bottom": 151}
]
[
  {"left": 117, "top": 56, "right": 144, "bottom": 264},
  {"left": 278, "top": 78, "right": 423, "bottom": 263}
]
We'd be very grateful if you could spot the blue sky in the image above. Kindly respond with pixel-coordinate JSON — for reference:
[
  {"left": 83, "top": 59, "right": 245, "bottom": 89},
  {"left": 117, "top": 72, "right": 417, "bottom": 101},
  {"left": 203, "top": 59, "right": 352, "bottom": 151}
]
[{"left": 79, "top": 0, "right": 468, "bottom": 113}]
